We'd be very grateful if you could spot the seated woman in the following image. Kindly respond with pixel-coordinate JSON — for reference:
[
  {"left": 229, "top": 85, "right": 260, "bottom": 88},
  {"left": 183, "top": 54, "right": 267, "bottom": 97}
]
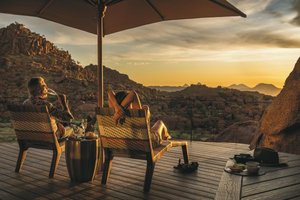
[
  {"left": 108, "top": 90, "right": 171, "bottom": 147},
  {"left": 23, "top": 77, "right": 74, "bottom": 138}
]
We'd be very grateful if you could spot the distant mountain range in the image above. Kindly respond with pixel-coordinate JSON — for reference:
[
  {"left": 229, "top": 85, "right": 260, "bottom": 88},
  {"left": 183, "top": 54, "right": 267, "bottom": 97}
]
[
  {"left": 148, "top": 85, "right": 188, "bottom": 92},
  {"left": 228, "top": 83, "right": 281, "bottom": 96},
  {"left": 149, "top": 83, "right": 281, "bottom": 96}
]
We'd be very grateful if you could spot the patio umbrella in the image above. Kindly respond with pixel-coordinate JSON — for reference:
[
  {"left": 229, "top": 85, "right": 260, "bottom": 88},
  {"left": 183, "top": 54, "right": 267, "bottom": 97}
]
[{"left": 0, "top": 0, "right": 246, "bottom": 107}]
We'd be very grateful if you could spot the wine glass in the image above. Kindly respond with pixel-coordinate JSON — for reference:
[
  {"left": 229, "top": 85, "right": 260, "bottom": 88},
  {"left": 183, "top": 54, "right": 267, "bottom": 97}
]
[
  {"left": 47, "top": 88, "right": 58, "bottom": 96},
  {"left": 81, "top": 119, "right": 88, "bottom": 134},
  {"left": 47, "top": 88, "right": 58, "bottom": 102}
]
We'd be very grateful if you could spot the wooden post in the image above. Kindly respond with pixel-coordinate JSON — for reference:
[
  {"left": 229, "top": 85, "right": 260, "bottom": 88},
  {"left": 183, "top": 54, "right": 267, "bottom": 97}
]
[
  {"left": 97, "top": 0, "right": 106, "bottom": 173},
  {"left": 97, "top": 0, "right": 105, "bottom": 108}
]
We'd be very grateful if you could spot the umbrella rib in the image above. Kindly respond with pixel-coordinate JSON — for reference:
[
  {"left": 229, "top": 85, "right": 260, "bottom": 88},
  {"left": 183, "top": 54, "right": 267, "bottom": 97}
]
[
  {"left": 37, "top": 0, "right": 55, "bottom": 16},
  {"left": 85, "top": 0, "right": 97, "bottom": 7},
  {"left": 144, "top": 0, "right": 164, "bottom": 20},
  {"left": 209, "top": 0, "right": 246, "bottom": 18},
  {"left": 105, "top": 0, "right": 124, "bottom": 6}
]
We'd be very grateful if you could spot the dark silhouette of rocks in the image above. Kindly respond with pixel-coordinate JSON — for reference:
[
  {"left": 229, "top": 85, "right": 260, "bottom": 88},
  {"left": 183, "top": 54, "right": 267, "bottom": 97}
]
[
  {"left": 250, "top": 58, "right": 300, "bottom": 154},
  {"left": 228, "top": 83, "right": 281, "bottom": 96}
]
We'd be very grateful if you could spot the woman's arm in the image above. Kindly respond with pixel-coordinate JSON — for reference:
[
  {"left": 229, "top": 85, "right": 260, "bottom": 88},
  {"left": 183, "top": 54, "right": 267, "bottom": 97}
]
[{"left": 108, "top": 90, "right": 118, "bottom": 108}]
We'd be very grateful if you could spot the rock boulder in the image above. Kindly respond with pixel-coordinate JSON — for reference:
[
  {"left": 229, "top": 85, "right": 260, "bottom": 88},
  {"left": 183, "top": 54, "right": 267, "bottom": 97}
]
[
  {"left": 213, "top": 120, "right": 259, "bottom": 144},
  {"left": 250, "top": 58, "right": 300, "bottom": 154}
]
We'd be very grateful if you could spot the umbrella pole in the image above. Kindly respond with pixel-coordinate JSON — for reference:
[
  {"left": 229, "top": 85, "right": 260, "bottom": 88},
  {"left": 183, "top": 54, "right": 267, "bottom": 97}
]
[
  {"left": 97, "top": 0, "right": 106, "bottom": 173},
  {"left": 97, "top": 0, "right": 105, "bottom": 108}
]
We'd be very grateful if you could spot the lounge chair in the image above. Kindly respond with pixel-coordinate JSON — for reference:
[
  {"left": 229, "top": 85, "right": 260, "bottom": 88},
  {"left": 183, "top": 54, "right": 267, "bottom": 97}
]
[
  {"left": 96, "top": 107, "right": 189, "bottom": 192},
  {"left": 8, "top": 104, "right": 66, "bottom": 178}
]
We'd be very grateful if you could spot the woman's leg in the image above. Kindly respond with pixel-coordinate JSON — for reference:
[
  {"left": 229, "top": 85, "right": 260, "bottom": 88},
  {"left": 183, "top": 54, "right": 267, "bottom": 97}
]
[
  {"left": 151, "top": 120, "right": 172, "bottom": 141},
  {"left": 108, "top": 90, "right": 142, "bottom": 122}
]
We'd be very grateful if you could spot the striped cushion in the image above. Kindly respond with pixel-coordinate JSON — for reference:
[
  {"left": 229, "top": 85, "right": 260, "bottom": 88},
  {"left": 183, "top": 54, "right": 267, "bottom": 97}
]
[
  {"left": 97, "top": 107, "right": 152, "bottom": 152},
  {"left": 8, "top": 104, "right": 57, "bottom": 143},
  {"left": 99, "top": 116, "right": 149, "bottom": 139},
  {"left": 101, "top": 137, "right": 150, "bottom": 151}
]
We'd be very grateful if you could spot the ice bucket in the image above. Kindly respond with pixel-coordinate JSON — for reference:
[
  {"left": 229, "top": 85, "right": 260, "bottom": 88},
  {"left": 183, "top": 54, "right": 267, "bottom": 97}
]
[{"left": 65, "top": 137, "right": 99, "bottom": 182}]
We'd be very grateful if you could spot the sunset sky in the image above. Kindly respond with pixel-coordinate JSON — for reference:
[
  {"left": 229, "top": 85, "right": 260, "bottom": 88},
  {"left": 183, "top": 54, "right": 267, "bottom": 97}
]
[{"left": 1, "top": 0, "right": 300, "bottom": 88}]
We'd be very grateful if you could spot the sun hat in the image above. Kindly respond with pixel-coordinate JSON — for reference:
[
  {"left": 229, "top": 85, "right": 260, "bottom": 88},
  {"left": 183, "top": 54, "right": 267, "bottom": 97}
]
[{"left": 253, "top": 147, "right": 287, "bottom": 167}]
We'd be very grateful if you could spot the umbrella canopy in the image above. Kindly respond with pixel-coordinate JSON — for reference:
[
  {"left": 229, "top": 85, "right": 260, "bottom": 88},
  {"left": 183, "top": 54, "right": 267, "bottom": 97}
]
[
  {"left": 0, "top": 0, "right": 245, "bottom": 35},
  {"left": 0, "top": 0, "right": 246, "bottom": 106}
]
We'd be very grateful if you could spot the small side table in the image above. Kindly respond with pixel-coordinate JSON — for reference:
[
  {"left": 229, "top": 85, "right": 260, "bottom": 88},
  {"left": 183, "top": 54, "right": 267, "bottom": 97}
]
[{"left": 65, "top": 137, "right": 99, "bottom": 182}]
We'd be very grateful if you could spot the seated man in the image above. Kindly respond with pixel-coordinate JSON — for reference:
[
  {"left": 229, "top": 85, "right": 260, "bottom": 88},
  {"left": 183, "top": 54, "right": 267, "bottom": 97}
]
[
  {"left": 23, "top": 77, "right": 74, "bottom": 138},
  {"left": 108, "top": 89, "right": 171, "bottom": 147}
]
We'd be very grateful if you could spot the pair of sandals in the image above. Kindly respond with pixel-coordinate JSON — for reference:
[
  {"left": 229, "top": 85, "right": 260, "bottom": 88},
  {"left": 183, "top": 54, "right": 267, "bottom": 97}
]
[{"left": 174, "top": 159, "right": 199, "bottom": 173}]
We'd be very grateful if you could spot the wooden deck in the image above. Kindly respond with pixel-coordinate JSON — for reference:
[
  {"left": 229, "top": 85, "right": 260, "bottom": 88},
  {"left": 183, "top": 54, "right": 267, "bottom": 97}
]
[
  {"left": 216, "top": 151, "right": 300, "bottom": 200},
  {"left": 0, "top": 141, "right": 299, "bottom": 200}
]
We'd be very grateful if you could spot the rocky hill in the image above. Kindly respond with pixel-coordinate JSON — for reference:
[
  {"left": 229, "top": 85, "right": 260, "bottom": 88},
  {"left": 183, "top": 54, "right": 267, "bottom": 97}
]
[
  {"left": 153, "top": 84, "right": 272, "bottom": 138},
  {"left": 249, "top": 58, "right": 300, "bottom": 154},
  {"left": 228, "top": 83, "right": 281, "bottom": 96},
  {"left": 0, "top": 23, "right": 157, "bottom": 119},
  {"left": 0, "top": 23, "right": 273, "bottom": 141}
]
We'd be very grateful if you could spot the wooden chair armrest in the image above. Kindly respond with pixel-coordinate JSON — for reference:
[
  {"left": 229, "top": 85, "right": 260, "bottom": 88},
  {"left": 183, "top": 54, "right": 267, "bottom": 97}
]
[{"left": 170, "top": 140, "right": 188, "bottom": 147}]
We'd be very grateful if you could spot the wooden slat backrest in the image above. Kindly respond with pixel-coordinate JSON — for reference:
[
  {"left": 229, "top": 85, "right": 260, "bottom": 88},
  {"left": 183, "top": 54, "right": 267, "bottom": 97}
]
[
  {"left": 8, "top": 104, "right": 57, "bottom": 143},
  {"left": 96, "top": 107, "right": 152, "bottom": 153}
]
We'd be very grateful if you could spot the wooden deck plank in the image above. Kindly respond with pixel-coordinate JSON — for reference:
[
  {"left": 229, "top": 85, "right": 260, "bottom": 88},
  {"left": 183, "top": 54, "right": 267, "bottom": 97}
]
[
  {"left": 2, "top": 141, "right": 299, "bottom": 200},
  {"left": 0, "top": 144, "right": 197, "bottom": 198},
  {"left": 0, "top": 150, "right": 169, "bottom": 199},
  {"left": 242, "top": 174, "right": 300, "bottom": 197},
  {"left": 0, "top": 143, "right": 221, "bottom": 182},
  {"left": 0, "top": 184, "right": 24, "bottom": 200},
  {"left": 110, "top": 170, "right": 215, "bottom": 199},
  {"left": 0, "top": 141, "right": 243, "bottom": 200},
  {"left": 215, "top": 172, "right": 242, "bottom": 200},
  {"left": 241, "top": 152, "right": 300, "bottom": 199},
  {"left": 116, "top": 154, "right": 223, "bottom": 179},
  {"left": 0, "top": 144, "right": 219, "bottom": 188},
  {"left": 114, "top": 161, "right": 220, "bottom": 188},
  {"left": 242, "top": 184, "right": 300, "bottom": 200},
  {"left": 243, "top": 166, "right": 300, "bottom": 185},
  {"left": 0, "top": 153, "right": 111, "bottom": 199},
  {"left": 0, "top": 167, "right": 83, "bottom": 199}
]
